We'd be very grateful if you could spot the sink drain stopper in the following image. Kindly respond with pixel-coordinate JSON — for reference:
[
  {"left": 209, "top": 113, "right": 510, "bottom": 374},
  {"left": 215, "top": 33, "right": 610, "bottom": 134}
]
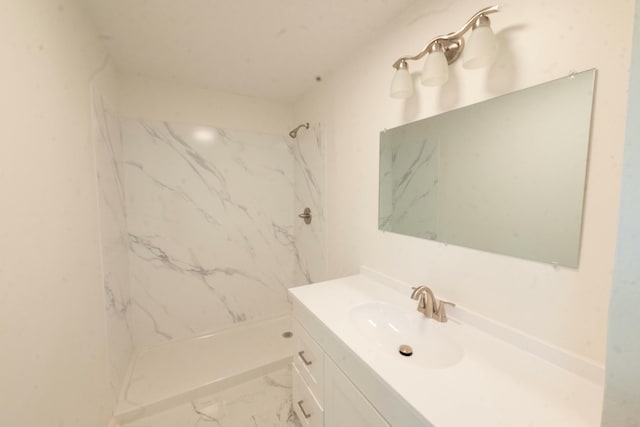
[{"left": 399, "top": 344, "right": 413, "bottom": 357}]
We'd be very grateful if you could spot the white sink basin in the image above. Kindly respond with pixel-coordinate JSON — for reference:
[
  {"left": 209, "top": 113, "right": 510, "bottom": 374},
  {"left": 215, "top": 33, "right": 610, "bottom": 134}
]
[{"left": 349, "top": 301, "right": 464, "bottom": 369}]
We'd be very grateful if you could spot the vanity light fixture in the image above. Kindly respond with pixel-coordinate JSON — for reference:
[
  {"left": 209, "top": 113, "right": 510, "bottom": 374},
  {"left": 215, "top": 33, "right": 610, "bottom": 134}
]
[{"left": 390, "top": 5, "right": 500, "bottom": 99}]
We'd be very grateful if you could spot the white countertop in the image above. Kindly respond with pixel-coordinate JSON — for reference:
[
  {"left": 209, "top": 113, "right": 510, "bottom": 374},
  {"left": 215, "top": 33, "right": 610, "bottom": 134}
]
[{"left": 289, "top": 269, "right": 604, "bottom": 427}]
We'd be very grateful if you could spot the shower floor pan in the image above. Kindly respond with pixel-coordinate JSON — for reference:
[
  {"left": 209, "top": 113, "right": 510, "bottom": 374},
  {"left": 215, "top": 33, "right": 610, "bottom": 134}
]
[{"left": 115, "top": 314, "right": 293, "bottom": 424}]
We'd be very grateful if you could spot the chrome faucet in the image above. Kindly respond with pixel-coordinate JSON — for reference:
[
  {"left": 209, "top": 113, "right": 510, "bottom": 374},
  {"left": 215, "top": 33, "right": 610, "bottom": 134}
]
[{"left": 410, "top": 285, "right": 455, "bottom": 322}]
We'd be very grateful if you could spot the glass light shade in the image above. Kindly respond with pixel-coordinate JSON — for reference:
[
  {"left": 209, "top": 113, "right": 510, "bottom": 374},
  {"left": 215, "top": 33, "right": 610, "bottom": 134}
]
[
  {"left": 462, "top": 25, "right": 497, "bottom": 69},
  {"left": 421, "top": 50, "right": 449, "bottom": 86},
  {"left": 390, "top": 67, "right": 413, "bottom": 99}
]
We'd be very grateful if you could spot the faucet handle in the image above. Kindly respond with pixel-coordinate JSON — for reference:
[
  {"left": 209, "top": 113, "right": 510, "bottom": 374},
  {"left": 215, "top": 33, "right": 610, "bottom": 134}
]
[{"left": 434, "top": 300, "right": 456, "bottom": 323}]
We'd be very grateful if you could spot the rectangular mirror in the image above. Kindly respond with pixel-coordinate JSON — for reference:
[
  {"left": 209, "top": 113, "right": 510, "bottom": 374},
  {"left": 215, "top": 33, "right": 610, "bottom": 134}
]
[{"left": 379, "top": 70, "right": 596, "bottom": 267}]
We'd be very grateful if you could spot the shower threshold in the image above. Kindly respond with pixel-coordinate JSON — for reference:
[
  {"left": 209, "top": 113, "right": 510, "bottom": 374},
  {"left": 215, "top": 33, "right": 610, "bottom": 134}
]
[{"left": 115, "top": 314, "right": 293, "bottom": 424}]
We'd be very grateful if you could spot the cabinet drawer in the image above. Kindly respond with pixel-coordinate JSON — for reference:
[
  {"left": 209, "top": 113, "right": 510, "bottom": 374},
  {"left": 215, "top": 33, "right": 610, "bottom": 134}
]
[
  {"left": 292, "top": 363, "right": 323, "bottom": 427},
  {"left": 324, "top": 357, "right": 390, "bottom": 427},
  {"left": 293, "top": 320, "right": 324, "bottom": 407}
]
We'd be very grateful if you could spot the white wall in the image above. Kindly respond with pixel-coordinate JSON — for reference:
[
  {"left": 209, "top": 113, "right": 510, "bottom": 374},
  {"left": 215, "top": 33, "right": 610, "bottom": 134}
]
[
  {"left": 118, "top": 74, "right": 293, "bottom": 135},
  {"left": 0, "top": 0, "right": 114, "bottom": 425},
  {"left": 294, "top": 0, "right": 634, "bottom": 363},
  {"left": 602, "top": 0, "right": 640, "bottom": 423}
]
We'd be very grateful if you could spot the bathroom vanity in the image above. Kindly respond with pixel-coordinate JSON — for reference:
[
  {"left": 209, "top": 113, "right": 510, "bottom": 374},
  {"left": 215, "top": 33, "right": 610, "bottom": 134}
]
[
  {"left": 289, "top": 268, "right": 604, "bottom": 427},
  {"left": 292, "top": 317, "right": 390, "bottom": 427}
]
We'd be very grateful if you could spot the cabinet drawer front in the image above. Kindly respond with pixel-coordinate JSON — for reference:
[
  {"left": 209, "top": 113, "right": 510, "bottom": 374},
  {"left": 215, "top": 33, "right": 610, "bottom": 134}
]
[
  {"left": 293, "top": 320, "right": 324, "bottom": 406},
  {"left": 292, "top": 364, "right": 323, "bottom": 427},
  {"left": 324, "top": 357, "right": 390, "bottom": 427}
]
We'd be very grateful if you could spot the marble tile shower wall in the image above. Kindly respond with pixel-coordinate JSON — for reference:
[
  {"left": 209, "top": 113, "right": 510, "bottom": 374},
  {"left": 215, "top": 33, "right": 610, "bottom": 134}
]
[
  {"left": 292, "top": 124, "right": 326, "bottom": 285},
  {"left": 91, "top": 90, "right": 134, "bottom": 396},
  {"left": 121, "top": 120, "right": 325, "bottom": 346}
]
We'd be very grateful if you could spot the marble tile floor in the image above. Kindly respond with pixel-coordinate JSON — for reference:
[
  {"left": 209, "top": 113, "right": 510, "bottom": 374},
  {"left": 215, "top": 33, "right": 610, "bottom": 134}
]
[{"left": 123, "top": 367, "right": 301, "bottom": 427}]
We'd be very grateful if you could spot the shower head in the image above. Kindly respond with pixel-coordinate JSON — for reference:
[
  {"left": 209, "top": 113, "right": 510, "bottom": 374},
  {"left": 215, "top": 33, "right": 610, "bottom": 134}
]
[{"left": 289, "top": 123, "right": 309, "bottom": 139}]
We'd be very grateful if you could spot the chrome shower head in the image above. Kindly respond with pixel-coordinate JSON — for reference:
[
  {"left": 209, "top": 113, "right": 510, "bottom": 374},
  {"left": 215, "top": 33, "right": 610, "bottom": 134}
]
[{"left": 289, "top": 123, "right": 309, "bottom": 139}]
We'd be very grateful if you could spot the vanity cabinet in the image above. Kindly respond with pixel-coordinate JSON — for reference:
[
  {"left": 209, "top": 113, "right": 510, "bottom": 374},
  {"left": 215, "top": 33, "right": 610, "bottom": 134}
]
[
  {"left": 292, "top": 320, "right": 324, "bottom": 427},
  {"left": 290, "top": 271, "right": 605, "bottom": 427},
  {"left": 293, "top": 319, "right": 324, "bottom": 406},
  {"left": 292, "top": 320, "right": 390, "bottom": 427},
  {"left": 292, "top": 363, "right": 323, "bottom": 427}
]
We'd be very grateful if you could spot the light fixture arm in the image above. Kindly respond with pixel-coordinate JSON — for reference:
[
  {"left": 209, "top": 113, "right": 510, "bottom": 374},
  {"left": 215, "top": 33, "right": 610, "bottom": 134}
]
[{"left": 391, "top": 5, "right": 500, "bottom": 70}]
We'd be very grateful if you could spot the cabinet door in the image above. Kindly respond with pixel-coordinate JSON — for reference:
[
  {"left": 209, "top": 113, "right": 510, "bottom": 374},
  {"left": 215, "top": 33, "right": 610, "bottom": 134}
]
[{"left": 324, "top": 357, "right": 390, "bottom": 427}]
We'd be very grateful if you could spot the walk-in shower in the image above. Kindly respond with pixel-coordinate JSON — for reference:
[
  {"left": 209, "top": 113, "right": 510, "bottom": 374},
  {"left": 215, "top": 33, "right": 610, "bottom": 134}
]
[{"left": 93, "top": 103, "right": 326, "bottom": 425}]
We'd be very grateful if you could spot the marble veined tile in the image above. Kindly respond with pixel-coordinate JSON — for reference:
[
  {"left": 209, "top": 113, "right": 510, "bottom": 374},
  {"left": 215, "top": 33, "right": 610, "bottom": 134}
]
[
  {"left": 92, "top": 89, "right": 133, "bottom": 396},
  {"left": 122, "top": 367, "right": 301, "bottom": 427},
  {"left": 289, "top": 123, "right": 326, "bottom": 286},
  {"left": 122, "top": 121, "right": 297, "bottom": 346}
]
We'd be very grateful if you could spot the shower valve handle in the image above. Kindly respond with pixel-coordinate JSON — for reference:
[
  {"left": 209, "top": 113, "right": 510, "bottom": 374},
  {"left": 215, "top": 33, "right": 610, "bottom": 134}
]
[{"left": 298, "top": 208, "right": 312, "bottom": 224}]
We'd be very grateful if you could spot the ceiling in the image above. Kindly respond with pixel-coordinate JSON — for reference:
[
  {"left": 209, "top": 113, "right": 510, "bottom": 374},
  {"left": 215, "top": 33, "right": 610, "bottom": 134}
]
[{"left": 81, "top": 0, "right": 416, "bottom": 103}]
